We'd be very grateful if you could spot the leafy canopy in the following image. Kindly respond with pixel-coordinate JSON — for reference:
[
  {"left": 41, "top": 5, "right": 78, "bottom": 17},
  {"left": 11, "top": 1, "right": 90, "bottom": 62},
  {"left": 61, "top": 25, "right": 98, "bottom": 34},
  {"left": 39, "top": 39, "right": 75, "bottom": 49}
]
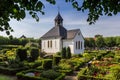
[{"left": 0, "top": 0, "right": 120, "bottom": 36}]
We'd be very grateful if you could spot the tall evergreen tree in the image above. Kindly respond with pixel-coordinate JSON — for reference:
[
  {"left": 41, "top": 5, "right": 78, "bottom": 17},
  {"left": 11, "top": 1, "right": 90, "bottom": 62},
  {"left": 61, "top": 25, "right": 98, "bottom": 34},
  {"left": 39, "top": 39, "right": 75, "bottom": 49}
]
[
  {"left": 61, "top": 47, "right": 66, "bottom": 59},
  {"left": 66, "top": 47, "right": 71, "bottom": 59}
]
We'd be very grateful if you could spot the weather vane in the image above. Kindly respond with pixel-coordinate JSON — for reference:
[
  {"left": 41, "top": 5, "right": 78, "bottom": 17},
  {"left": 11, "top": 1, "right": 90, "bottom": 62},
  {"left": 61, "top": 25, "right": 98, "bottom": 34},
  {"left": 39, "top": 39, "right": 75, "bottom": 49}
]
[{"left": 57, "top": 5, "right": 60, "bottom": 13}]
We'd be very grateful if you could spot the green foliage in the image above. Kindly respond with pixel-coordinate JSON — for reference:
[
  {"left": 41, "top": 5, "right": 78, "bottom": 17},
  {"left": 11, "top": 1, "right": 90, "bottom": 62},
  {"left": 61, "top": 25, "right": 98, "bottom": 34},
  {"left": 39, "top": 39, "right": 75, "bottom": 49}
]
[
  {"left": 0, "top": 0, "right": 120, "bottom": 36},
  {"left": 0, "top": 75, "right": 15, "bottom": 80},
  {"left": 58, "top": 62, "right": 71, "bottom": 70},
  {"left": 85, "top": 38, "right": 95, "bottom": 49},
  {"left": 66, "top": 47, "right": 71, "bottom": 59},
  {"left": 61, "top": 47, "right": 66, "bottom": 59},
  {"left": 25, "top": 42, "right": 39, "bottom": 48},
  {"left": 53, "top": 56, "right": 61, "bottom": 65},
  {"left": 16, "top": 69, "right": 65, "bottom": 80},
  {"left": 0, "top": 0, "right": 45, "bottom": 36},
  {"left": 16, "top": 70, "right": 48, "bottom": 80},
  {"left": 109, "top": 65, "right": 120, "bottom": 80},
  {"left": 24, "top": 60, "right": 42, "bottom": 68},
  {"left": 30, "top": 47, "right": 39, "bottom": 62},
  {"left": 8, "top": 59, "right": 24, "bottom": 68},
  {"left": 16, "top": 48, "right": 27, "bottom": 61},
  {"left": 85, "top": 36, "right": 120, "bottom": 49},
  {"left": 0, "top": 36, "right": 29, "bottom": 46},
  {"left": 42, "top": 59, "right": 52, "bottom": 69},
  {"left": 41, "top": 70, "right": 61, "bottom": 80},
  {"left": 95, "top": 36, "right": 105, "bottom": 48}
]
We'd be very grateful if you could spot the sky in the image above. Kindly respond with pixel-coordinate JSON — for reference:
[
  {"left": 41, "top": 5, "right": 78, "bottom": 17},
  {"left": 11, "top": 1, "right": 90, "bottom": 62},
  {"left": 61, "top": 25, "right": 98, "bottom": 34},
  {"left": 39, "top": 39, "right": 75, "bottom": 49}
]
[{"left": 0, "top": 1, "right": 120, "bottom": 39}]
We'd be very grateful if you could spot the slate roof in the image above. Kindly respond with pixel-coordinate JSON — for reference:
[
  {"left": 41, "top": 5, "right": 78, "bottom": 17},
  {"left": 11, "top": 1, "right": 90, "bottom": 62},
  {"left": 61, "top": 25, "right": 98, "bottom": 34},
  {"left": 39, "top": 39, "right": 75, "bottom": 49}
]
[
  {"left": 67, "top": 29, "right": 80, "bottom": 39},
  {"left": 41, "top": 25, "right": 67, "bottom": 39}
]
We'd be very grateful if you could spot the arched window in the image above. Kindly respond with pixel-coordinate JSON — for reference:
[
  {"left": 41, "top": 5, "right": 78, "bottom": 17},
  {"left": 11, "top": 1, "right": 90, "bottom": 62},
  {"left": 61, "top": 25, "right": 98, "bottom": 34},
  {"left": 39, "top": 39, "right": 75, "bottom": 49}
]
[
  {"left": 76, "top": 41, "right": 77, "bottom": 49},
  {"left": 81, "top": 41, "right": 82, "bottom": 49},
  {"left": 78, "top": 41, "right": 80, "bottom": 49},
  {"left": 50, "top": 40, "right": 52, "bottom": 48},
  {"left": 48, "top": 41, "right": 49, "bottom": 48}
]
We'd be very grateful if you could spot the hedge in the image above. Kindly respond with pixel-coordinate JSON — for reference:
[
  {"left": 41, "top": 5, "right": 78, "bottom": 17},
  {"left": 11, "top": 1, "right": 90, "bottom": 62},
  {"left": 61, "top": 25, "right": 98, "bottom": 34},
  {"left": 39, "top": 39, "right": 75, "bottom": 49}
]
[
  {"left": 0, "top": 45, "right": 20, "bottom": 49},
  {"left": 53, "top": 56, "right": 61, "bottom": 65},
  {"left": 57, "top": 69, "right": 73, "bottom": 75},
  {"left": 42, "top": 59, "right": 52, "bottom": 69},
  {"left": 16, "top": 69, "right": 65, "bottom": 80},
  {"left": 77, "top": 75, "right": 109, "bottom": 80},
  {"left": 77, "top": 68, "right": 109, "bottom": 80},
  {"left": 30, "top": 47, "right": 39, "bottom": 61},
  {"left": 0, "top": 66, "right": 28, "bottom": 75}
]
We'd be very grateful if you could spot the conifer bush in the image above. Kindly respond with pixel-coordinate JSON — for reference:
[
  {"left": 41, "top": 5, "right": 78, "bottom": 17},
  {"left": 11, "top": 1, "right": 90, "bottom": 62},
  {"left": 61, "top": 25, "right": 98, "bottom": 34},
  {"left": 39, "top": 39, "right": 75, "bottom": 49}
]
[
  {"left": 66, "top": 47, "right": 71, "bottom": 59},
  {"left": 30, "top": 47, "right": 39, "bottom": 61},
  {"left": 53, "top": 56, "right": 61, "bottom": 65},
  {"left": 61, "top": 47, "right": 66, "bottom": 59},
  {"left": 16, "top": 48, "right": 27, "bottom": 61},
  {"left": 42, "top": 59, "right": 52, "bottom": 69}
]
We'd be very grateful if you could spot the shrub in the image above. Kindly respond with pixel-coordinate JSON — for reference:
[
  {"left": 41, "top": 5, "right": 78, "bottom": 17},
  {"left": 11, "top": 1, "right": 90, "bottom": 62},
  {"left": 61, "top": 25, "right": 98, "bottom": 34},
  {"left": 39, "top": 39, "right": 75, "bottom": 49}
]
[
  {"left": 16, "top": 48, "right": 27, "bottom": 61},
  {"left": 42, "top": 59, "right": 52, "bottom": 69},
  {"left": 41, "top": 70, "right": 61, "bottom": 80},
  {"left": 30, "top": 47, "right": 39, "bottom": 61},
  {"left": 53, "top": 56, "right": 61, "bottom": 65},
  {"left": 16, "top": 70, "right": 48, "bottom": 80},
  {"left": 16, "top": 69, "right": 65, "bottom": 80},
  {"left": 56, "top": 52, "right": 61, "bottom": 55},
  {"left": 61, "top": 47, "right": 66, "bottom": 59},
  {"left": 66, "top": 47, "right": 71, "bottom": 59}
]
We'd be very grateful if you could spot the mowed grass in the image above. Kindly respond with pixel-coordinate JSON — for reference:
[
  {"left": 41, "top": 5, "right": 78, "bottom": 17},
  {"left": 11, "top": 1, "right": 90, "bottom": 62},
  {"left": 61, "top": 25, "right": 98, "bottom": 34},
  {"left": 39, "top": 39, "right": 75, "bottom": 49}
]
[{"left": 0, "top": 74, "right": 16, "bottom": 80}]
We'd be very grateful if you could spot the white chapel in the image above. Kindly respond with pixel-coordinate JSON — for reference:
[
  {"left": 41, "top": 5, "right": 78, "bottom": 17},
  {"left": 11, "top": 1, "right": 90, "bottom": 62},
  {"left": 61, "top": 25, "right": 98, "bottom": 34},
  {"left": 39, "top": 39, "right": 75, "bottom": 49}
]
[{"left": 41, "top": 12, "right": 84, "bottom": 54}]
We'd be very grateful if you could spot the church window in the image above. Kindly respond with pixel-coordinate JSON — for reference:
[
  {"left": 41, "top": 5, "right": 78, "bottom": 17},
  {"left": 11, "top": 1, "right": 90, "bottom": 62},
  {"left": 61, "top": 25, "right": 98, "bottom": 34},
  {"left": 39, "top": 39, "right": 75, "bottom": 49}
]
[
  {"left": 50, "top": 40, "right": 52, "bottom": 48},
  {"left": 48, "top": 41, "right": 49, "bottom": 48},
  {"left": 78, "top": 41, "right": 80, "bottom": 49},
  {"left": 81, "top": 41, "right": 82, "bottom": 49},
  {"left": 76, "top": 41, "right": 77, "bottom": 49}
]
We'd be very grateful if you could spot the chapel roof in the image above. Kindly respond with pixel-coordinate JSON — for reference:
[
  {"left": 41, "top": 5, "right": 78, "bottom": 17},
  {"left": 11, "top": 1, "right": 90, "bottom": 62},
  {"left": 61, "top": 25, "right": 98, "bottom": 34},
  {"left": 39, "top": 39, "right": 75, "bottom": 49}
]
[
  {"left": 67, "top": 29, "right": 80, "bottom": 39},
  {"left": 41, "top": 25, "right": 67, "bottom": 39},
  {"left": 41, "top": 13, "right": 81, "bottom": 40}
]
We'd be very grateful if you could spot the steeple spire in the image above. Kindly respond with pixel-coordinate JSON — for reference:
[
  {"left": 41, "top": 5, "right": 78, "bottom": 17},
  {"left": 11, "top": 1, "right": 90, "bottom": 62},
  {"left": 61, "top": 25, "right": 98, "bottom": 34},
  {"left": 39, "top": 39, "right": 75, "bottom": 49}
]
[{"left": 54, "top": 11, "right": 63, "bottom": 26}]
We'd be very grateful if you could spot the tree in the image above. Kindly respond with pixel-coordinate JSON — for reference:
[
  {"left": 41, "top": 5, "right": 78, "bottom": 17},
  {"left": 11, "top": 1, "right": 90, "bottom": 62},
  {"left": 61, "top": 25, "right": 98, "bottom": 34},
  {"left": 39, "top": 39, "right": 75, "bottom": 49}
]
[
  {"left": 61, "top": 47, "right": 66, "bottom": 59},
  {"left": 116, "top": 36, "right": 120, "bottom": 47},
  {"left": 104, "top": 37, "right": 116, "bottom": 47},
  {"left": 66, "top": 47, "right": 71, "bottom": 59},
  {"left": 0, "top": 0, "right": 120, "bottom": 36},
  {"left": 95, "top": 36, "right": 105, "bottom": 48}
]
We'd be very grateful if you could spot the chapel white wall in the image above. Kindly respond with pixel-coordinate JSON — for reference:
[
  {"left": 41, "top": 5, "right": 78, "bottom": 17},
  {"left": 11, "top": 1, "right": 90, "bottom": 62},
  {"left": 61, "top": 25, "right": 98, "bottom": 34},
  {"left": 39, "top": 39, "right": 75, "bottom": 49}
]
[{"left": 41, "top": 38, "right": 61, "bottom": 53}]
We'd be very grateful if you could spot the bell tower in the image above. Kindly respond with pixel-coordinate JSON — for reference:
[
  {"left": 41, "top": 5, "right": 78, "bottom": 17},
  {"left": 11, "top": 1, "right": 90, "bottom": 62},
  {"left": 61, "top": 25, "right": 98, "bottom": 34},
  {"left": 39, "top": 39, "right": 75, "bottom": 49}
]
[{"left": 54, "top": 12, "right": 63, "bottom": 26}]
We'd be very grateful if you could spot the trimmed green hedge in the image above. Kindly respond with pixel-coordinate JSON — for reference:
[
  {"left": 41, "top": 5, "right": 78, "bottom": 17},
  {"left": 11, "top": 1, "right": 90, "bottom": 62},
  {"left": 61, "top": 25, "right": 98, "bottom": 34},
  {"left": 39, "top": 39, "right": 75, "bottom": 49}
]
[
  {"left": 0, "top": 66, "right": 28, "bottom": 75},
  {"left": 16, "top": 69, "right": 65, "bottom": 80},
  {"left": 77, "top": 68, "right": 109, "bottom": 80},
  {"left": 77, "top": 75, "right": 109, "bottom": 80},
  {"left": 42, "top": 59, "right": 52, "bottom": 69},
  {"left": 53, "top": 56, "right": 61, "bottom": 65},
  {"left": 0, "top": 45, "right": 20, "bottom": 49},
  {"left": 57, "top": 69, "right": 73, "bottom": 75}
]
